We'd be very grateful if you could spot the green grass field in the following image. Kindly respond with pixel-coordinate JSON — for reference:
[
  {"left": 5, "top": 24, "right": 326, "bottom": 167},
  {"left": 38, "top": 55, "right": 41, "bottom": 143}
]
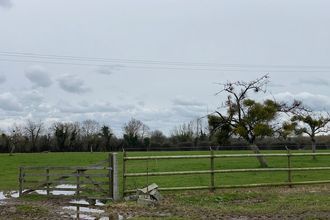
[
  {"left": 1, "top": 150, "right": 329, "bottom": 218},
  {"left": 0, "top": 150, "right": 329, "bottom": 192}
]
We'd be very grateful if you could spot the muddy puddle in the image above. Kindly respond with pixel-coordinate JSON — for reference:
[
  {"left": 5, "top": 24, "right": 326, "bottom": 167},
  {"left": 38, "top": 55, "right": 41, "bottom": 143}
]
[
  {"left": 62, "top": 199, "right": 125, "bottom": 219},
  {"left": 35, "top": 184, "right": 77, "bottom": 196},
  {"left": 0, "top": 190, "right": 20, "bottom": 204},
  {"left": 0, "top": 192, "right": 6, "bottom": 204},
  {"left": 0, "top": 185, "right": 125, "bottom": 219}
]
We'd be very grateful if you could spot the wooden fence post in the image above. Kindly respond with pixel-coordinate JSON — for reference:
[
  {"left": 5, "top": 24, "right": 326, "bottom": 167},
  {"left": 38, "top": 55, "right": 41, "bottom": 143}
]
[
  {"left": 111, "top": 153, "right": 119, "bottom": 201},
  {"left": 76, "top": 169, "right": 80, "bottom": 198},
  {"left": 123, "top": 150, "right": 127, "bottom": 197},
  {"left": 19, "top": 167, "right": 23, "bottom": 197},
  {"left": 46, "top": 168, "right": 50, "bottom": 196},
  {"left": 108, "top": 154, "right": 113, "bottom": 198},
  {"left": 287, "top": 151, "right": 292, "bottom": 188},
  {"left": 210, "top": 149, "right": 215, "bottom": 192}
]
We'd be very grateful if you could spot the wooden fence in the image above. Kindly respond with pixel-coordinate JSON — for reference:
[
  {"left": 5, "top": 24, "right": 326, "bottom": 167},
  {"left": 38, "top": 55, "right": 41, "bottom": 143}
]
[
  {"left": 123, "top": 151, "right": 330, "bottom": 195},
  {"left": 19, "top": 153, "right": 119, "bottom": 201}
]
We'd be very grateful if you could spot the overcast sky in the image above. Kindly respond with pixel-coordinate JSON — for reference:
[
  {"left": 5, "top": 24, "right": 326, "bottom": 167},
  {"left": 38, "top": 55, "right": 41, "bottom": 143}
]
[{"left": 0, "top": 0, "right": 330, "bottom": 135}]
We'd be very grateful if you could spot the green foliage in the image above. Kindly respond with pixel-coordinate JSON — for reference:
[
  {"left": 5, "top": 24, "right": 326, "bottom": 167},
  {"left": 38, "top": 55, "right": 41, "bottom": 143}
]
[
  {"left": 209, "top": 99, "right": 280, "bottom": 144},
  {"left": 208, "top": 115, "right": 231, "bottom": 145},
  {"left": 208, "top": 76, "right": 291, "bottom": 149},
  {"left": 289, "top": 113, "right": 330, "bottom": 140},
  {"left": 253, "top": 124, "right": 273, "bottom": 137}
]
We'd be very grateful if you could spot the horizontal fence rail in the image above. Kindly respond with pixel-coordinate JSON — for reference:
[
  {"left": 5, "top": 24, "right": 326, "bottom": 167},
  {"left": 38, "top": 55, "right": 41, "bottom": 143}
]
[
  {"left": 124, "top": 153, "right": 330, "bottom": 161},
  {"left": 123, "top": 151, "right": 330, "bottom": 195},
  {"left": 124, "top": 167, "right": 330, "bottom": 177}
]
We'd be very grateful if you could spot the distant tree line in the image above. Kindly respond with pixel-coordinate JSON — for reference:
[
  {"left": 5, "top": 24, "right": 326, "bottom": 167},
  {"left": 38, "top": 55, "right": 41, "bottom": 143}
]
[
  {"left": 0, "top": 118, "right": 208, "bottom": 153},
  {"left": 1, "top": 75, "right": 330, "bottom": 157},
  {"left": 1, "top": 116, "right": 330, "bottom": 154}
]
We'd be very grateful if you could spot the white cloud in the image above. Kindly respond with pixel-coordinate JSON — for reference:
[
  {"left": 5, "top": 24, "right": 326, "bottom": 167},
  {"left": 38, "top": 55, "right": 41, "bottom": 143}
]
[
  {"left": 0, "top": 0, "right": 12, "bottom": 8},
  {"left": 274, "top": 92, "right": 330, "bottom": 111},
  {"left": 25, "top": 65, "right": 53, "bottom": 88},
  {"left": 0, "top": 92, "right": 23, "bottom": 111},
  {"left": 57, "top": 74, "right": 91, "bottom": 94}
]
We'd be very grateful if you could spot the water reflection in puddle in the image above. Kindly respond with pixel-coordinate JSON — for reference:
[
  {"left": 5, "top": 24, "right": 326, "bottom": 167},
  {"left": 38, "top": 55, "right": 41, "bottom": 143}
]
[
  {"left": 63, "top": 205, "right": 105, "bottom": 214},
  {"left": 0, "top": 192, "right": 6, "bottom": 204},
  {"left": 0, "top": 191, "right": 21, "bottom": 204},
  {"left": 36, "top": 184, "right": 77, "bottom": 196},
  {"left": 62, "top": 199, "right": 121, "bottom": 220}
]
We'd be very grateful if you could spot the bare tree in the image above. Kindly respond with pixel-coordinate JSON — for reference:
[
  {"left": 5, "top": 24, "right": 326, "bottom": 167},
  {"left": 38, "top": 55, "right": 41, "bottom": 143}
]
[
  {"left": 81, "top": 120, "right": 100, "bottom": 152},
  {"left": 122, "top": 118, "right": 149, "bottom": 147},
  {"left": 171, "top": 122, "right": 195, "bottom": 142},
  {"left": 24, "top": 120, "right": 43, "bottom": 152},
  {"left": 123, "top": 118, "right": 143, "bottom": 137},
  {"left": 150, "top": 130, "right": 167, "bottom": 146},
  {"left": 9, "top": 124, "right": 25, "bottom": 155}
]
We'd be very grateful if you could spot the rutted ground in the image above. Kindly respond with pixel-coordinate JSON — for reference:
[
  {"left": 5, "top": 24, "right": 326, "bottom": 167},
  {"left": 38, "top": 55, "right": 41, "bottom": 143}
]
[{"left": 0, "top": 185, "right": 329, "bottom": 220}]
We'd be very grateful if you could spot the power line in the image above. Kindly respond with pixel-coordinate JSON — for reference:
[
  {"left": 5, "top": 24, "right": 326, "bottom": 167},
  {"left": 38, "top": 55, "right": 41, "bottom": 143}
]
[
  {"left": 0, "top": 51, "right": 330, "bottom": 72},
  {"left": 1, "top": 58, "right": 330, "bottom": 73},
  {"left": 1, "top": 51, "right": 330, "bottom": 69}
]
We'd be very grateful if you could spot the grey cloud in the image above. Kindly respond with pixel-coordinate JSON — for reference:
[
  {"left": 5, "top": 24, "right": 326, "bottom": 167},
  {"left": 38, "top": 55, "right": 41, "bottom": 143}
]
[
  {"left": 96, "top": 65, "right": 123, "bottom": 75},
  {"left": 172, "top": 105, "right": 205, "bottom": 119},
  {"left": 268, "top": 82, "right": 285, "bottom": 88},
  {"left": 0, "top": 0, "right": 12, "bottom": 8},
  {"left": 57, "top": 74, "right": 91, "bottom": 94},
  {"left": 58, "top": 100, "right": 120, "bottom": 113},
  {"left": 0, "top": 92, "right": 23, "bottom": 111},
  {"left": 25, "top": 66, "right": 53, "bottom": 87},
  {"left": 0, "top": 74, "right": 6, "bottom": 84},
  {"left": 21, "top": 90, "right": 44, "bottom": 105},
  {"left": 294, "top": 78, "right": 330, "bottom": 87},
  {"left": 137, "top": 101, "right": 145, "bottom": 106},
  {"left": 172, "top": 97, "right": 205, "bottom": 107}
]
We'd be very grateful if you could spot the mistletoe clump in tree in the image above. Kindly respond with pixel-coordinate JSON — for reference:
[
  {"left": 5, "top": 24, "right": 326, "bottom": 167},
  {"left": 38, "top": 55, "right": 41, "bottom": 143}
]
[{"left": 208, "top": 75, "right": 301, "bottom": 168}]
